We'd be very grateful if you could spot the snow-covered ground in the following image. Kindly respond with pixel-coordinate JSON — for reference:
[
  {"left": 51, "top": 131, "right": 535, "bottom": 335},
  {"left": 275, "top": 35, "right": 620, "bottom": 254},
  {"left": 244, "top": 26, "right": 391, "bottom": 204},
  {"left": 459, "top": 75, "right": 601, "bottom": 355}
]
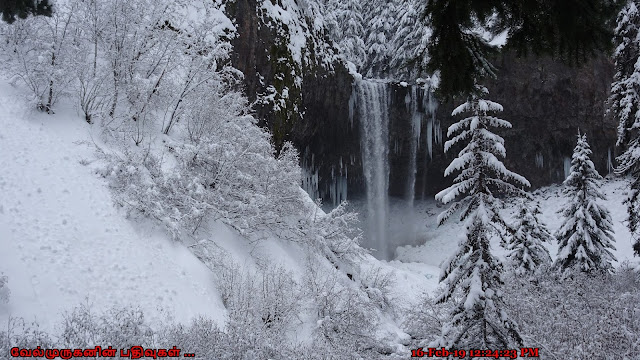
[{"left": 0, "top": 80, "right": 231, "bottom": 333}]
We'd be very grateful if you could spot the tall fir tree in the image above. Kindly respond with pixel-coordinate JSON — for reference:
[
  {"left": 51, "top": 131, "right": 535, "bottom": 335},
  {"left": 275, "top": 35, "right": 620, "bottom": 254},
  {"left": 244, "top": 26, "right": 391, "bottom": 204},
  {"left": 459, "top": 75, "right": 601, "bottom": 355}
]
[
  {"left": 610, "top": 1, "right": 640, "bottom": 256},
  {"left": 433, "top": 86, "right": 529, "bottom": 349},
  {"left": 554, "top": 133, "right": 617, "bottom": 274},
  {"left": 506, "top": 201, "right": 553, "bottom": 276},
  {"left": 362, "top": 0, "right": 396, "bottom": 77},
  {"left": 388, "top": 0, "right": 431, "bottom": 80},
  {"left": 332, "top": 0, "right": 367, "bottom": 70}
]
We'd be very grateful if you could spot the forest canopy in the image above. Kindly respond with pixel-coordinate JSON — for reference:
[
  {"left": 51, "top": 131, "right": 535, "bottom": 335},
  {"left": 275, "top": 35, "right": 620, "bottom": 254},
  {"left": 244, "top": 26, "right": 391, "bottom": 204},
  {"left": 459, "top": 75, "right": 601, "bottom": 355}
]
[{"left": 425, "top": 0, "right": 623, "bottom": 98}]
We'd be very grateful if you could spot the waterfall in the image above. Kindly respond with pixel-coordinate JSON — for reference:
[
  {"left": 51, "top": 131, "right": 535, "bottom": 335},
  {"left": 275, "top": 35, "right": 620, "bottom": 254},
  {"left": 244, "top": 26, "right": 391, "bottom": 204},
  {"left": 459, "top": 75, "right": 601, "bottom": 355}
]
[{"left": 356, "top": 79, "right": 391, "bottom": 259}]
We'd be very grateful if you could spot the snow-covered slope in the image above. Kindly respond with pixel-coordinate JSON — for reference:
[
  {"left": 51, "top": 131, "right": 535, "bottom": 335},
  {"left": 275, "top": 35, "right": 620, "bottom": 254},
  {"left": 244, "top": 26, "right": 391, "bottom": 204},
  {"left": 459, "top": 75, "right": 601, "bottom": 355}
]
[{"left": 0, "top": 80, "right": 228, "bottom": 332}]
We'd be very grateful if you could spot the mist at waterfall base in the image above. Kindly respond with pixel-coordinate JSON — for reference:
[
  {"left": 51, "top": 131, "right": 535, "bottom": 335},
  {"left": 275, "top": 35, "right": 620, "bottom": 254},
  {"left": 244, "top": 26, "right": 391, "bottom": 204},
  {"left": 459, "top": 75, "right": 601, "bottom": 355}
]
[{"left": 344, "top": 197, "right": 429, "bottom": 260}]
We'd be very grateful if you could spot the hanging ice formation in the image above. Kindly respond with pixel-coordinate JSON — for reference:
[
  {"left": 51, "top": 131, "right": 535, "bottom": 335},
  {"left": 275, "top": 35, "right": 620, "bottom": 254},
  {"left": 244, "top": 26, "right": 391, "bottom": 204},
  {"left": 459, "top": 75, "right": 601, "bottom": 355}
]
[
  {"left": 301, "top": 149, "right": 320, "bottom": 202},
  {"left": 302, "top": 149, "right": 347, "bottom": 207},
  {"left": 607, "top": 147, "right": 614, "bottom": 174},
  {"left": 406, "top": 81, "right": 440, "bottom": 208},
  {"left": 563, "top": 156, "right": 572, "bottom": 180},
  {"left": 354, "top": 79, "right": 391, "bottom": 259},
  {"left": 329, "top": 158, "right": 348, "bottom": 207},
  {"left": 535, "top": 152, "right": 544, "bottom": 169}
]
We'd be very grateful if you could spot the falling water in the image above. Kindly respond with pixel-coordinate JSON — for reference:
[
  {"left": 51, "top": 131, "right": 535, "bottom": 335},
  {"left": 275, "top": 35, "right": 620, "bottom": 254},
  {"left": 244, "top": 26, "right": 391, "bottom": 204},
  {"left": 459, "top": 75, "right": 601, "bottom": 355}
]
[{"left": 355, "top": 79, "right": 391, "bottom": 259}]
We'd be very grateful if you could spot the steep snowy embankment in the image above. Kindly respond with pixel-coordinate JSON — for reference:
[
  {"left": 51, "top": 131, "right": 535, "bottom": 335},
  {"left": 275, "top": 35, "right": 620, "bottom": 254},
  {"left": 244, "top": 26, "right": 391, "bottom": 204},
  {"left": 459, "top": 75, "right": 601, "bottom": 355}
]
[{"left": 0, "top": 80, "right": 227, "bottom": 333}]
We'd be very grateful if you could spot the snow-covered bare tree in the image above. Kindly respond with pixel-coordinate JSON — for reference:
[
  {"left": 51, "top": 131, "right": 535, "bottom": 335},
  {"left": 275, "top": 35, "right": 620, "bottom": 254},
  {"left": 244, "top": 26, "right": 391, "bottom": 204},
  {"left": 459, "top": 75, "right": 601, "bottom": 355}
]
[
  {"left": 433, "top": 86, "right": 529, "bottom": 349},
  {"left": 610, "top": 1, "right": 640, "bottom": 256},
  {"left": 553, "top": 133, "right": 617, "bottom": 274},
  {"left": 0, "top": 0, "right": 79, "bottom": 113},
  {"left": 506, "top": 200, "right": 553, "bottom": 275}
]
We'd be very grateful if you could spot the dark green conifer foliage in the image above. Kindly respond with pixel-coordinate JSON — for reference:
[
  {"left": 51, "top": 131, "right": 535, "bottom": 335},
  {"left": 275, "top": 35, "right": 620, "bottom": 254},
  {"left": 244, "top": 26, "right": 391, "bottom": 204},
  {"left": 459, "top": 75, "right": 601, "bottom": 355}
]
[
  {"left": 1, "top": 0, "right": 52, "bottom": 24},
  {"left": 424, "top": 0, "right": 622, "bottom": 99}
]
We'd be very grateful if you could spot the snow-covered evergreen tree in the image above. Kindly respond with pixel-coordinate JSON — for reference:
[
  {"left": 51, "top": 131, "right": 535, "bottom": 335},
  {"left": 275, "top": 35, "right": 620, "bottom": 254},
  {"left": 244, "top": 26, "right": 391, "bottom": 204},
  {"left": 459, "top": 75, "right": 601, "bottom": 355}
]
[
  {"left": 388, "top": 0, "right": 431, "bottom": 80},
  {"left": 610, "top": 1, "right": 640, "bottom": 256},
  {"left": 324, "top": 0, "right": 367, "bottom": 70},
  {"left": 506, "top": 201, "right": 553, "bottom": 275},
  {"left": 433, "top": 86, "right": 529, "bottom": 349},
  {"left": 553, "top": 133, "right": 617, "bottom": 273},
  {"left": 362, "top": 1, "right": 395, "bottom": 77}
]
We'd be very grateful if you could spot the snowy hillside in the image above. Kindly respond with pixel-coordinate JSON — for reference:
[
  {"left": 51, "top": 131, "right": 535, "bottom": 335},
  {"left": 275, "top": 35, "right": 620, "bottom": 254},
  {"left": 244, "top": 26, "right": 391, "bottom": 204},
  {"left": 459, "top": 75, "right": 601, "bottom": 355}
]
[{"left": 0, "top": 80, "right": 228, "bottom": 332}]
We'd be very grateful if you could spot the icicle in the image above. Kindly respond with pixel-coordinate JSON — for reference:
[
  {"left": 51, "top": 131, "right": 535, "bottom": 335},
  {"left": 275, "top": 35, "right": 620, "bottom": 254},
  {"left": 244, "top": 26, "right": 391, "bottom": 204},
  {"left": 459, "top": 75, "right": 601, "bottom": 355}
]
[
  {"left": 607, "top": 147, "right": 614, "bottom": 174},
  {"left": 301, "top": 150, "right": 320, "bottom": 202},
  {"left": 563, "top": 157, "right": 572, "bottom": 180},
  {"left": 404, "top": 91, "right": 412, "bottom": 111},
  {"left": 407, "top": 85, "right": 421, "bottom": 208},
  {"left": 426, "top": 119, "right": 433, "bottom": 159},
  {"left": 348, "top": 85, "right": 356, "bottom": 129},
  {"left": 535, "top": 153, "right": 544, "bottom": 169}
]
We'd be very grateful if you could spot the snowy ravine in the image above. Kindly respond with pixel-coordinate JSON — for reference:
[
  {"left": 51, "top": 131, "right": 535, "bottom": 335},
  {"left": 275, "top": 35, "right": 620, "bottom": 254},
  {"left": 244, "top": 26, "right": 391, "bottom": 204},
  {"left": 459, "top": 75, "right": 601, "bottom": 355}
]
[{"left": 0, "top": 80, "right": 227, "bottom": 332}]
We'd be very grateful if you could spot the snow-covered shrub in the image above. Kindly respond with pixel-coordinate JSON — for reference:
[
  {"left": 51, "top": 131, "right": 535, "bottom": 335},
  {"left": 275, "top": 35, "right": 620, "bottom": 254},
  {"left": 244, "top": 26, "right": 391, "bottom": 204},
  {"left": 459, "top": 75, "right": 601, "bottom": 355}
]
[
  {"left": 503, "top": 266, "right": 640, "bottom": 360},
  {"left": 359, "top": 265, "right": 396, "bottom": 310},
  {"left": 303, "top": 200, "right": 367, "bottom": 266},
  {"left": 59, "top": 302, "right": 155, "bottom": 349},
  {"left": 303, "top": 258, "right": 381, "bottom": 356},
  {"left": 0, "top": 317, "right": 55, "bottom": 355},
  {"left": 96, "top": 146, "right": 213, "bottom": 241},
  {"left": 402, "top": 293, "right": 452, "bottom": 348}
]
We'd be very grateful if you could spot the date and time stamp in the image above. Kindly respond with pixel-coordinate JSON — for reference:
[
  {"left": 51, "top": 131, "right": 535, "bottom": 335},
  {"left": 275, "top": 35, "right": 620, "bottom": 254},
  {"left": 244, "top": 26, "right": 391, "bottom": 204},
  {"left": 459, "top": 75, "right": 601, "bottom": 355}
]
[{"left": 411, "top": 347, "right": 540, "bottom": 358}]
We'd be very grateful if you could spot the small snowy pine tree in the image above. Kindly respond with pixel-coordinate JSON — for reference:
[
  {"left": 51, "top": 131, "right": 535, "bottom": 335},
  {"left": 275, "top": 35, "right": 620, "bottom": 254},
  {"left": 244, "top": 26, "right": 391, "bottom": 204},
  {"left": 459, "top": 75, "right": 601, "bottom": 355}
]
[
  {"left": 506, "top": 201, "right": 553, "bottom": 276},
  {"left": 553, "top": 133, "right": 617, "bottom": 274},
  {"left": 610, "top": 1, "right": 640, "bottom": 256},
  {"left": 433, "top": 86, "right": 529, "bottom": 349}
]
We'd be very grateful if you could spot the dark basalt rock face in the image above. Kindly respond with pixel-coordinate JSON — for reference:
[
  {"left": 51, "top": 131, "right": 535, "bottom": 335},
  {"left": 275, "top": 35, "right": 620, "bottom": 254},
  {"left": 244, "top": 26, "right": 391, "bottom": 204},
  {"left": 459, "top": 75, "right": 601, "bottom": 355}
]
[
  {"left": 226, "top": 0, "right": 362, "bottom": 205},
  {"left": 482, "top": 52, "right": 617, "bottom": 189},
  {"left": 228, "top": 0, "right": 617, "bottom": 205}
]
